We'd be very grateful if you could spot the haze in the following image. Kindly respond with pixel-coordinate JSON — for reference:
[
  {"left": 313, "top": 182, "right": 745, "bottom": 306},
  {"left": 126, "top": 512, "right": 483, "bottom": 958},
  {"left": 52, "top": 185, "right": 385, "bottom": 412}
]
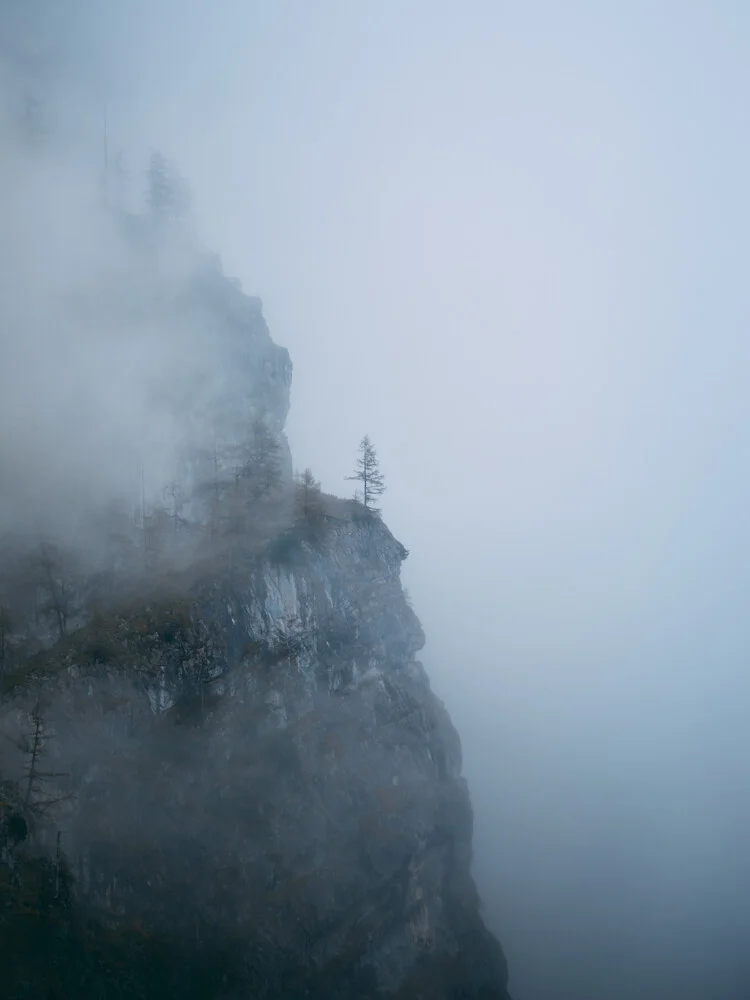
[{"left": 3, "top": 3, "right": 750, "bottom": 998}]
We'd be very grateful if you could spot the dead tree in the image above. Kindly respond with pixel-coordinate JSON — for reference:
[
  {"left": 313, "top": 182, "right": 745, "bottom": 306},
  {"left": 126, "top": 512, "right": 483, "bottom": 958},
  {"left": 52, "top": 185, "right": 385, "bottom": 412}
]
[
  {"left": 24, "top": 542, "right": 79, "bottom": 641},
  {"left": 6, "top": 700, "right": 71, "bottom": 819}
]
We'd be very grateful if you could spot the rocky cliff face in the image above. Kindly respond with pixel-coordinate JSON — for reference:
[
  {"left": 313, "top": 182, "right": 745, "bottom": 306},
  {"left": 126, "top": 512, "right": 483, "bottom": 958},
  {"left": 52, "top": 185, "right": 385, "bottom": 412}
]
[{"left": 0, "top": 268, "right": 511, "bottom": 999}]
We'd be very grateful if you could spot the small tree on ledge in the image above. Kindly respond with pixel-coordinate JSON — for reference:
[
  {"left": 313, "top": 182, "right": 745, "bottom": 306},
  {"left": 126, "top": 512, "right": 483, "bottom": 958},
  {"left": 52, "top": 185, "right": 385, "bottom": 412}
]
[{"left": 347, "top": 435, "right": 385, "bottom": 515}]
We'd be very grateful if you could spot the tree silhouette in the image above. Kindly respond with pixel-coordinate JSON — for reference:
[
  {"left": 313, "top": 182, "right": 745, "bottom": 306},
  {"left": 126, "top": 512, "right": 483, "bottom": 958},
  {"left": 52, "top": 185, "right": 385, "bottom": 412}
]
[
  {"left": 295, "top": 468, "right": 323, "bottom": 522},
  {"left": 5, "top": 700, "right": 70, "bottom": 818},
  {"left": 347, "top": 435, "right": 385, "bottom": 514},
  {"left": 22, "top": 541, "right": 80, "bottom": 641}
]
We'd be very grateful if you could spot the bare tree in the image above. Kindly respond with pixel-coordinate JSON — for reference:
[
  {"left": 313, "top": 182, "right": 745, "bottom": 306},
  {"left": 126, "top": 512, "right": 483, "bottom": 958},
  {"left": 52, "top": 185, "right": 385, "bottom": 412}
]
[
  {"left": 23, "top": 542, "right": 79, "bottom": 641},
  {"left": 22, "top": 700, "right": 47, "bottom": 809},
  {"left": 347, "top": 435, "right": 386, "bottom": 514},
  {"left": 6, "top": 700, "right": 70, "bottom": 817}
]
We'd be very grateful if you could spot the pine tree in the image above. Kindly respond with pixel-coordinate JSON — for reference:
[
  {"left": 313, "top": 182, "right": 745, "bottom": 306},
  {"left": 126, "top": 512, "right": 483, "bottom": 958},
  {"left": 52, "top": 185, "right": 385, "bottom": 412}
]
[
  {"left": 346, "top": 435, "right": 385, "bottom": 514},
  {"left": 294, "top": 468, "right": 324, "bottom": 525}
]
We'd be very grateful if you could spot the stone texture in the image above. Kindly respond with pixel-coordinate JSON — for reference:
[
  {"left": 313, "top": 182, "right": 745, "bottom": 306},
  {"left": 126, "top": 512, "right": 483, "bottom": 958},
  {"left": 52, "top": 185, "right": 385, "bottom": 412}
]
[{"left": 0, "top": 274, "right": 511, "bottom": 999}]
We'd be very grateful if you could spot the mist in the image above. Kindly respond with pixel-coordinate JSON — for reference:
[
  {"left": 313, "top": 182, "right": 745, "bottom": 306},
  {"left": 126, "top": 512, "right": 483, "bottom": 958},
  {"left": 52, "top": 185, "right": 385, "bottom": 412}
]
[{"left": 3, "top": 2, "right": 750, "bottom": 997}]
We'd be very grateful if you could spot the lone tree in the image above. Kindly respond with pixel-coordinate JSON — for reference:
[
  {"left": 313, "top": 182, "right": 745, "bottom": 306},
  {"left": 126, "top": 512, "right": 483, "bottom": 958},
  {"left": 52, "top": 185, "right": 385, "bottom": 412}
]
[{"left": 347, "top": 435, "right": 385, "bottom": 514}]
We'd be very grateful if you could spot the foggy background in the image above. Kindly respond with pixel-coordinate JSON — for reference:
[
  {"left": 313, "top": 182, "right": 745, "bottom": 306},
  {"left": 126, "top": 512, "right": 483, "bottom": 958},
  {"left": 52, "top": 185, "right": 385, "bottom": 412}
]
[{"left": 4, "top": 2, "right": 750, "bottom": 998}]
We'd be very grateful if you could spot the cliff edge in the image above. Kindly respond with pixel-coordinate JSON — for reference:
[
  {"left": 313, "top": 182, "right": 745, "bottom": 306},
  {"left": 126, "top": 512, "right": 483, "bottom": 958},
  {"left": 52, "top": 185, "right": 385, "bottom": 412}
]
[{"left": 0, "top": 263, "right": 512, "bottom": 1000}]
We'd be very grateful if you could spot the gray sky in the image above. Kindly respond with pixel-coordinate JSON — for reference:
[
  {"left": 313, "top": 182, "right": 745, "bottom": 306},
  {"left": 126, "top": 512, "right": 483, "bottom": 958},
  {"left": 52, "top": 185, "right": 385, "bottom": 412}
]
[{"left": 9, "top": 2, "right": 750, "bottom": 997}]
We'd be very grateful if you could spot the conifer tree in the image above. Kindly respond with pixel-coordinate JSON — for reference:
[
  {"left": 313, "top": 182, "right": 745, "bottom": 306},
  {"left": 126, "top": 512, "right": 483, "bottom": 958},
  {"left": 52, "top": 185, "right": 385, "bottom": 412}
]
[
  {"left": 247, "top": 419, "right": 283, "bottom": 501},
  {"left": 294, "top": 468, "right": 324, "bottom": 523},
  {"left": 347, "top": 435, "right": 385, "bottom": 514}
]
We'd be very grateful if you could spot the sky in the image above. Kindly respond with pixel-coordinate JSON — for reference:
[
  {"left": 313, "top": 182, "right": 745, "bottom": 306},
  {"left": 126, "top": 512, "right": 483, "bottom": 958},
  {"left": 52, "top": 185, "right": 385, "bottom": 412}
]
[{"left": 7, "top": 2, "right": 750, "bottom": 997}]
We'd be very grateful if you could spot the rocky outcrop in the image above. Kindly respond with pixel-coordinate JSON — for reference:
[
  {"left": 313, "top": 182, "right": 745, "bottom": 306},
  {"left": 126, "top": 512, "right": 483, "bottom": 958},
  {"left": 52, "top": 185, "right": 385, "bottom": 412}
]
[{"left": 0, "top": 275, "right": 511, "bottom": 998}]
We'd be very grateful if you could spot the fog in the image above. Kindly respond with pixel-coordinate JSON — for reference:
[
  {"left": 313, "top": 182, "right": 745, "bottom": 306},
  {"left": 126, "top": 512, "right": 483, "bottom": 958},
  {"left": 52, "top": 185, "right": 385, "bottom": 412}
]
[{"left": 4, "top": 2, "right": 750, "bottom": 997}]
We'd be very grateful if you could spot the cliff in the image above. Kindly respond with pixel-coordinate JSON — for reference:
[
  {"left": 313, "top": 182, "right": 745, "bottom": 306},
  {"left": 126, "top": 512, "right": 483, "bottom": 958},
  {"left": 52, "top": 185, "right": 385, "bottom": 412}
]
[{"left": 0, "top": 259, "right": 512, "bottom": 999}]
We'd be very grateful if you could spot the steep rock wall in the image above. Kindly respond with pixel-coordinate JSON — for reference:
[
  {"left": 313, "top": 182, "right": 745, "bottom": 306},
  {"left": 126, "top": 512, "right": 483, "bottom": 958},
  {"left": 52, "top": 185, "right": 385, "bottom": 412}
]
[
  {"left": 1, "top": 513, "right": 511, "bottom": 998},
  {"left": 0, "top": 269, "right": 512, "bottom": 998}
]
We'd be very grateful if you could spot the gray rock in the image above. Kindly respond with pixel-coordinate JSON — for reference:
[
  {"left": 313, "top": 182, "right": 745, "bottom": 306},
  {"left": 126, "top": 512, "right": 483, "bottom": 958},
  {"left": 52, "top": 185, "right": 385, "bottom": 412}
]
[{"left": 0, "top": 282, "right": 511, "bottom": 1000}]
